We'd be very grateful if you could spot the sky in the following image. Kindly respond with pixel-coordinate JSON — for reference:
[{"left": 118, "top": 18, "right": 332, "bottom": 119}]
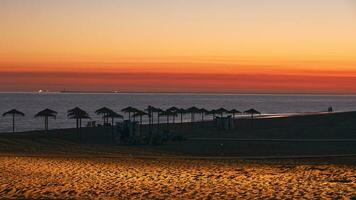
[{"left": 0, "top": 0, "right": 356, "bottom": 93}]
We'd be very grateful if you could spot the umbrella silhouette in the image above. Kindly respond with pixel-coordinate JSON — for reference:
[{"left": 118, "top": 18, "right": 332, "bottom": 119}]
[
  {"left": 159, "top": 110, "right": 177, "bottom": 125},
  {"left": 2, "top": 109, "right": 25, "bottom": 133},
  {"left": 132, "top": 110, "right": 148, "bottom": 125},
  {"left": 208, "top": 109, "right": 218, "bottom": 119},
  {"left": 244, "top": 108, "right": 261, "bottom": 119},
  {"left": 104, "top": 110, "right": 123, "bottom": 140},
  {"left": 104, "top": 110, "right": 123, "bottom": 126},
  {"left": 228, "top": 109, "right": 242, "bottom": 119},
  {"left": 121, "top": 106, "right": 139, "bottom": 121},
  {"left": 145, "top": 106, "right": 161, "bottom": 125},
  {"left": 167, "top": 106, "right": 180, "bottom": 123},
  {"left": 186, "top": 106, "right": 201, "bottom": 122},
  {"left": 67, "top": 107, "right": 90, "bottom": 140},
  {"left": 95, "top": 107, "right": 113, "bottom": 125},
  {"left": 176, "top": 108, "right": 186, "bottom": 124},
  {"left": 35, "top": 108, "right": 57, "bottom": 133},
  {"left": 216, "top": 107, "right": 228, "bottom": 117},
  {"left": 199, "top": 108, "right": 209, "bottom": 121}
]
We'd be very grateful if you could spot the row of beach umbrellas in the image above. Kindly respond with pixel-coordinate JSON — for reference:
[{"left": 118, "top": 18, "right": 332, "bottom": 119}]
[{"left": 2, "top": 107, "right": 261, "bottom": 133}]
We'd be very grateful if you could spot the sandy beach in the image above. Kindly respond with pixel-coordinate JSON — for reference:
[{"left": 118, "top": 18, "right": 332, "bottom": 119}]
[
  {"left": 0, "top": 111, "right": 356, "bottom": 199},
  {"left": 0, "top": 156, "right": 355, "bottom": 199}
]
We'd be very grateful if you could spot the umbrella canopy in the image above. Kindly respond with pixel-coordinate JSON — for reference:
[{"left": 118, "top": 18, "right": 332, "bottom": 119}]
[
  {"left": 132, "top": 110, "right": 148, "bottom": 118},
  {"left": 186, "top": 106, "right": 201, "bottom": 113},
  {"left": 121, "top": 106, "right": 140, "bottom": 120},
  {"left": 228, "top": 109, "right": 241, "bottom": 114},
  {"left": 121, "top": 106, "right": 140, "bottom": 113},
  {"left": 145, "top": 106, "right": 161, "bottom": 124},
  {"left": 244, "top": 108, "right": 261, "bottom": 118},
  {"left": 166, "top": 106, "right": 180, "bottom": 113},
  {"left": 216, "top": 107, "right": 228, "bottom": 117},
  {"left": 35, "top": 108, "right": 57, "bottom": 118},
  {"left": 68, "top": 107, "right": 90, "bottom": 119},
  {"left": 199, "top": 108, "right": 209, "bottom": 114},
  {"left": 3, "top": 109, "right": 25, "bottom": 133},
  {"left": 175, "top": 108, "right": 186, "bottom": 123},
  {"left": 199, "top": 108, "right": 209, "bottom": 121},
  {"left": 35, "top": 108, "right": 57, "bottom": 133},
  {"left": 228, "top": 109, "right": 241, "bottom": 118},
  {"left": 186, "top": 106, "right": 201, "bottom": 122},
  {"left": 132, "top": 110, "right": 148, "bottom": 124},
  {"left": 3, "top": 109, "right": 25, "bottom": 117},
  {"left": 95, "top": 107, "right": 113, "bottom": 125},
  {"left": 95, "top": 107, "right": 113, "bottom": 115}
]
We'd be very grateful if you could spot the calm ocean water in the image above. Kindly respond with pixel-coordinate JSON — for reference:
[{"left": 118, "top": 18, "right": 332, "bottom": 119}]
[{"left": 1, "top": 92, "right": 356, "bottom": 133}]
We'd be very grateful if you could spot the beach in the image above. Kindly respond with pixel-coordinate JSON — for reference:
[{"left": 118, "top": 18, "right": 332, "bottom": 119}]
[
  {"left": 0, "top": 111, "right": 356, "bottom": 199},
  {"left": 0, "top": 156, "right": 355, "bottom": 199}
]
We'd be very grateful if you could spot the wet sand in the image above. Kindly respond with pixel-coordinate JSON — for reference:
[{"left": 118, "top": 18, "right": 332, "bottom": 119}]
[{"left": 0, "top": 156, "right": 355, "bottom": 199}]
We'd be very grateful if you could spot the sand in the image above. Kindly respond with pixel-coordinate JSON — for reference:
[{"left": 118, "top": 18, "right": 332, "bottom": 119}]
[{"left": 0, "top": 156, "right": 355, "bottom": 199}]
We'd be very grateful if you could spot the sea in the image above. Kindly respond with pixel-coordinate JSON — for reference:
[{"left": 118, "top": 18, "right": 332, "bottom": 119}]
[{"left": 1, "top": 92, "right": 356, "bottom": 133}]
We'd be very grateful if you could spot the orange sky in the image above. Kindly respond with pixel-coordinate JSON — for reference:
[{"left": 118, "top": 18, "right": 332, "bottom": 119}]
[{"left": 1, "top": 0, "right": 356, "bottom": 93}]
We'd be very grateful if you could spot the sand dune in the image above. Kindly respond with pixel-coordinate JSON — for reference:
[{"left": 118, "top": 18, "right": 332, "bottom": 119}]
[{"left": 0, "top": 156, "right": 355, "bottom": 199}]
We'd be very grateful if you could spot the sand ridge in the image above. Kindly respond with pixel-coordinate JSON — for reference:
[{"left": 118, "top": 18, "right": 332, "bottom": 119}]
[{"left": 0, "top": 156, "right": 355, "bottom": 199}]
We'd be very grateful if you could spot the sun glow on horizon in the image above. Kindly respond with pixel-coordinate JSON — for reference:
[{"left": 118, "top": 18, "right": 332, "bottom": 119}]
[{"left": 1, "top": 0, "right": 356, "bottom": 93}]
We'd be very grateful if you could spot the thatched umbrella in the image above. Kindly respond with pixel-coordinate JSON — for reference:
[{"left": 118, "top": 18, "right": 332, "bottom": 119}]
[
  {"left": 121, "top": 106, "right": 139, "bottom": 121},
  {"left": 199, "top": 108, "right": 209, "bottom": 121},
  {"left": 216, "top": 107, "right": 228, "bottom": 117},
  {"left": 159, "top": 110, "right": 177, "bottom": 126},
  {"left": 228, "top": 109, "right": 242, "bottom": 119},
  {"left": 35, "top": 108, "right": 57, "bottom": 133},
  {"left": 145, "top": 106, "right": 162, "bottom": 125},
  {"left": 176, "top": 108, "right": 186, "bottom": 124},
  {"left": 186, "top": 106, "right": 201, "bottom": 122},
  {"left": 167, "top": 106, "right": 179, "bottom": 123},
  {"left": 244, "top": 108, "right": 261, "bottom": 119},
  {"left": 132, "top": 110, "right": 148, "bottom": 125},
  {"left": 104, "top": 111, "right": 123, "bottom": 126},
  {"left": 95, "top": 107, "right": 113, "bottom": 125},
  {"left": 208, "top": 109, "right": 218, "bottom": 119},
  {"left": 67, "top": 107, "right": 90, "bottom": 140},
  {"left": 2, "top": 109, "right": 25, "bottom": 133},
  {"left": 104, "top": 111, "right": 123, "bottom": 140}
]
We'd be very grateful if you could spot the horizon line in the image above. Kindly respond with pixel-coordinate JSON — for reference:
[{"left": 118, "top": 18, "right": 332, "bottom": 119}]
[{"left": 1, "top": 91, "right": 356, "bottom": 96}]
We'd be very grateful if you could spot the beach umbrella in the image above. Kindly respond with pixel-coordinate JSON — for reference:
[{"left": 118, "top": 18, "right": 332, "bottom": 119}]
[
  {"left": 159, "top": 110, "right": 177, "bottom": 125},
  {"left": 104, "top": 111, "right": 123, "bottom": 126},
  {"left": 104, "top": 111, "right": 123, "bottom": 140},
  {"left": 121, "top": 106, "right": 139, "bottom": 121},
  {"left": 244, "top": 108, "right": 261, "bottom": 119},
  {"left": 208, "top": 109, "right": 218, "bottom": 119},
  {"left": 176, "top": 108, "right": 186, "bottom": 124},
  {"left": 228, "top": 109, "right": 242, "bottom": 119},
  {"left": 2, "top": 109, "right": 25, "bottom": 133},
  {"left": 186, "top": 106, "right": 201, "bottom": 122},
  {"left": 216, "top": 107, "right": 228, "bottom": 117},
  {"left": 167, "top": 106, "right": 179, "bottom": 112},
  {"left": 35, "top": 108, "right": 57, "bottom": 133},
  {"left": 145, "top": 106, "right": 161, "bottom": 124},
  {"left": 95, "top": 107, "right": 113, "bottom": 125},
  {"left": 132, "top": 110, "right": 148, "bottom": 125},
  {"left": 199, "top": 108, "right": 209, "bottom": 121},
  {"left": 67, "top": 107, "right": 90, "bottom": 140},
  {"left": 167, "top": 106, "right": 180, "bottom": 123}
]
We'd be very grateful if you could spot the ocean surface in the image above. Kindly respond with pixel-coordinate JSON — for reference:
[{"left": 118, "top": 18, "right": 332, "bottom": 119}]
[{"left": 1, "top": 92, "right": 356, "bottom": 133}]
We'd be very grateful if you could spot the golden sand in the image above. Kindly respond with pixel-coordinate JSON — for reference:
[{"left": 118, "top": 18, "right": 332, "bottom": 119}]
[{"left": 0, "top": 156, "right": 355, "bottom": 199}]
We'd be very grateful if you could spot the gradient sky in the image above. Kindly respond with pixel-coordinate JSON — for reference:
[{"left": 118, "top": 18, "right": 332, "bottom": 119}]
[{"left": 1, "top": 0, "right": 356, "bottom": 93}]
